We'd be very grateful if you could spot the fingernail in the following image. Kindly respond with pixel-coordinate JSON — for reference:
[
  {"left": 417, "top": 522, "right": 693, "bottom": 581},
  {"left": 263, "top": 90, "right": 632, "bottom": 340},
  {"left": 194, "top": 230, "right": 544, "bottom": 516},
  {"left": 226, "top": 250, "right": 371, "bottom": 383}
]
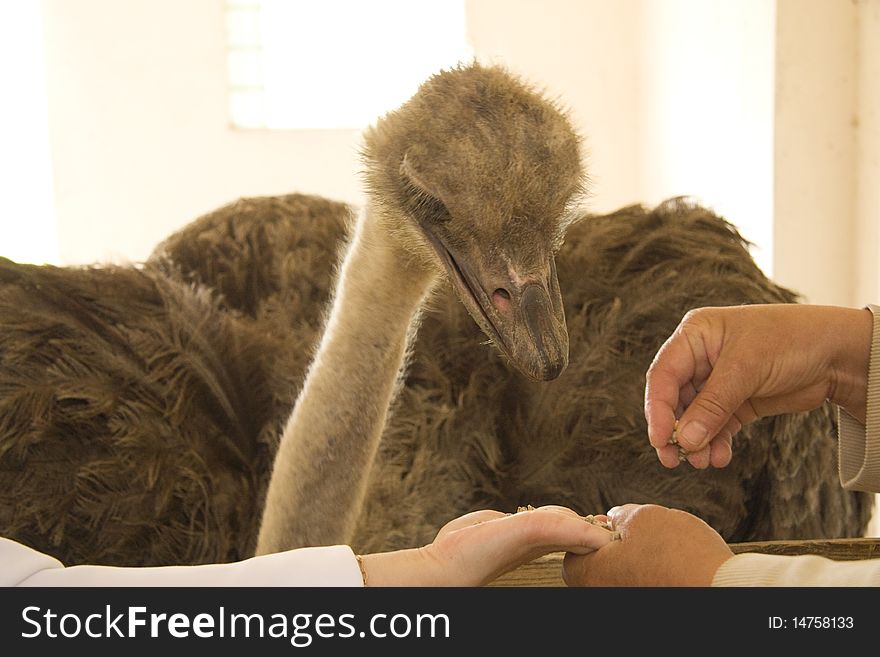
[{"left": 679, "top": 421, "right": 708, "bottom": 449}]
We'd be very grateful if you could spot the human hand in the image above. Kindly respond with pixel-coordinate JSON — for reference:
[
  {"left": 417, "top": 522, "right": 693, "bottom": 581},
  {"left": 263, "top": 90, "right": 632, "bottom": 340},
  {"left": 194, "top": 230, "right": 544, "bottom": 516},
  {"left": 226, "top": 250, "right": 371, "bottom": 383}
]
[
  {"left": 562, "top": 504, "right": 734, "bottom": 587},
  {"left": 645, "top": 304, "right": 873, "bottom": 469},
  {"left": 360, "top": 505, "right": 615, "bottom": 586}
]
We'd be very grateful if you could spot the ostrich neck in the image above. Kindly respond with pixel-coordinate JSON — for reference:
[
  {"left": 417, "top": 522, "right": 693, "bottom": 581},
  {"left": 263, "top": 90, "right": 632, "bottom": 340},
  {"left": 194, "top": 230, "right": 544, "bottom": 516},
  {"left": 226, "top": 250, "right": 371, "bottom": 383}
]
[{"left": 255, "top": 206, "right": 435, "bottom": 554}]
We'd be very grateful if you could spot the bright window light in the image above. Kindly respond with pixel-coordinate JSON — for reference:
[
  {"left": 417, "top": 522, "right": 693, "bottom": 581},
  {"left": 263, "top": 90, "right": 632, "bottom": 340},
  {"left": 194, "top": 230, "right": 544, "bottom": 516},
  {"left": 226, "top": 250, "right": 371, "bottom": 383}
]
[{"left": 226, "top": 0, "right": 472, "bottom": 129}]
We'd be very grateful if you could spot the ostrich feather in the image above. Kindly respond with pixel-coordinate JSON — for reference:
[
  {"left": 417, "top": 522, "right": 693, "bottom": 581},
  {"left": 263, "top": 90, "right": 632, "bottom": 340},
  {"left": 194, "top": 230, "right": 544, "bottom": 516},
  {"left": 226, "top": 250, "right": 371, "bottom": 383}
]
[{"left": 0, "top": 194, "right": 871, "bottom": 565}]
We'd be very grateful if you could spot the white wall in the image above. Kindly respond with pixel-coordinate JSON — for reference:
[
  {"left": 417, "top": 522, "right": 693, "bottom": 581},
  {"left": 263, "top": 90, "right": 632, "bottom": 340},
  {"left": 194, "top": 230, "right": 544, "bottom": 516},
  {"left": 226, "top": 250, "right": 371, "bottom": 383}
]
[
  {"left": 0, "top": 1, "right": 57, "bottom": 265},
  {"left": 774, "top": 0, "right": 858, "bottom": 306},
  {"left": 856, "top": 0, "right": 880, "bottom": 308},
  {"left": 637, "top": 0, "right": 776, "bottom": 275},
  {"left": 42, "top": 0, "right": 364, "bottom": 265}
]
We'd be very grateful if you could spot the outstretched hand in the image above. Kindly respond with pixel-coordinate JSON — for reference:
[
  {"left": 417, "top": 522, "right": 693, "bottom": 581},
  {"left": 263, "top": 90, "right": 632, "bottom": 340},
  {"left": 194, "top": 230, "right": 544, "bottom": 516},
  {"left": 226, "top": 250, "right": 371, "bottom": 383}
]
[
  {"left": 645, "top": 304, "right": 873, "bottom": 469},
  {"left": 359, "top": 505, "right": 615, "bottom": 586}
]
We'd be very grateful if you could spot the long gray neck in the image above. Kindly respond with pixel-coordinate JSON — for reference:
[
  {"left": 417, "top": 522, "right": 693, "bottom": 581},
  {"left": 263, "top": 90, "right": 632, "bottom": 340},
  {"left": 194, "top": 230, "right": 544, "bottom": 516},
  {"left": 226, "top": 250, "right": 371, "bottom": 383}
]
[{"left": 255, "top": 206, "right": 435, "bottom": 554}]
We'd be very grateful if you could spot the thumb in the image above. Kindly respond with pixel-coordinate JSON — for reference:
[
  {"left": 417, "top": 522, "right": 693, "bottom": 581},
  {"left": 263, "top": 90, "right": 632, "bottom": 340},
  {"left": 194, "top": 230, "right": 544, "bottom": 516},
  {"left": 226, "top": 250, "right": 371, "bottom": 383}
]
[
  {"left": 676, "top": 360, "right": 752, "bottom": 451},
  {"left": 606, "top": 504, "right": 640, "bottom": 529}
]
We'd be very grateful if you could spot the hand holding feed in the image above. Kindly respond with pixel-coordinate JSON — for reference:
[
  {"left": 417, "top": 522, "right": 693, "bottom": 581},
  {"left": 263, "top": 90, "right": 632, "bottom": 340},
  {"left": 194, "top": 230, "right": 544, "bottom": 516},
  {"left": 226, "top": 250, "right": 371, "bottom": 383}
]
[
  {"left": 359, "top": 504, "right": 615, "bottom": 586},
  {"left": 562, "top": 504, "right": 734, "bottom": 587},
  {"left": 644, "top": 304, "right": 873, "bottom": 469}
]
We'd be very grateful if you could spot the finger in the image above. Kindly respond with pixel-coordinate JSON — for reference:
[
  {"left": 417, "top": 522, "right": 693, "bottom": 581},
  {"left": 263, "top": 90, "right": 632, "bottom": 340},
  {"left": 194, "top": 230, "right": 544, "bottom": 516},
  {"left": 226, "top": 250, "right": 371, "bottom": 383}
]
[
  {"left": 532, "top": 506, "right": 611, "bottom": 527},
  {"left": 675, "top": 354, "right": 754, "bottom": 451},
  {"left": 561, "top": 549, "right": 599, "bottom": 587},
  {"left": 606, "top": 503, "right": 645, "bottom": 528},
  {"left": 450, "top": 506, "right": 615, "bottom": 553},
  {"left": 644, "top": 341, "right": 688, "bottom": 448},
  {"left": 703, "top": 415, "right": 739, "bottom": 469},
  {"left": 644, "top": 397, "right": 677, "bottom": 450},
  {"left": 513, "top": 507, "right": 616, "bottom": 554},
  {"left": 682, "top": 444, "right": 711, "bottom": 469},
  {"left": 644, "top": 329, "right": 707, "bottom": 448},
  {"left": 709, "top": 432, "right": 733, "bottom": 468},
  {"left": 655, "top": 444, "right": 682, "bottom": 469},
  {"left": 531, "top": 504, "right": 585, "bottom": 518},
  {"left": 722, "top": 413, "right": 744, "bottom": 438},
  {"left": 677, "top": 381, "right": 698, "bottom": 415},
  {"left": 436, "top": 509, "right": 507, "bottom": 536}
]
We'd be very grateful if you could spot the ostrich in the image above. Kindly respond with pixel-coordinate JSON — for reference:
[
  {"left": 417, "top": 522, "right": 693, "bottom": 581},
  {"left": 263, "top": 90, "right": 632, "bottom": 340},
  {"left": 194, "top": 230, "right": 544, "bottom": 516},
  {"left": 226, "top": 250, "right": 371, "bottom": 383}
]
[
  {"left": 0, "top": 63, "right": 871, "bottom": 567},
  {"left": 253, "top": 63, "right": 580, "bottom": 553}
]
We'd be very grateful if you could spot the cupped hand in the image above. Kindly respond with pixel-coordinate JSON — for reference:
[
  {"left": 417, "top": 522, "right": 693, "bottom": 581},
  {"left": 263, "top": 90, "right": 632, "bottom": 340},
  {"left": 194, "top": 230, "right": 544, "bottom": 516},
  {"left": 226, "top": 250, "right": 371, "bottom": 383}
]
[
  {"left": 562, "top": 504, "right": 734, "bottom": 587},
  {"left": 360, "top": 505, "right": 614, "bottom": 586}
]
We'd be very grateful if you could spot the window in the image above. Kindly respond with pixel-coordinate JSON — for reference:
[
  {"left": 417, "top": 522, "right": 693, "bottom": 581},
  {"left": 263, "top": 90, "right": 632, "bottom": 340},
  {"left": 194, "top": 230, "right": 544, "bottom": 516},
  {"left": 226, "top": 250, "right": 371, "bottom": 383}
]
[{"left": 225, "top": 0, "right": 472, "bottom": 130}]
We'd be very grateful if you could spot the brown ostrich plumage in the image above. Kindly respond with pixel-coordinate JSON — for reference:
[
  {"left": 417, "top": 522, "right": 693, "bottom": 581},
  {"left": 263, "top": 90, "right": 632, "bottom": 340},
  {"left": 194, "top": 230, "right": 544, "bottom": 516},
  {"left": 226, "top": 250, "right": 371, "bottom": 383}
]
[{"left": 0, "top": 64, "right": 872, "bottom": 567}]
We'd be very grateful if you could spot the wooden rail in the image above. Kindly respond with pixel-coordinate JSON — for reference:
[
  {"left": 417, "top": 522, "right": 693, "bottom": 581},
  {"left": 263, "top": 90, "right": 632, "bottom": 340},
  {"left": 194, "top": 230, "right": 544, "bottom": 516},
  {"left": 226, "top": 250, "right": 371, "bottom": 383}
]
[{"left": 489, "top": 538, "right": 880, "bottom": 587}]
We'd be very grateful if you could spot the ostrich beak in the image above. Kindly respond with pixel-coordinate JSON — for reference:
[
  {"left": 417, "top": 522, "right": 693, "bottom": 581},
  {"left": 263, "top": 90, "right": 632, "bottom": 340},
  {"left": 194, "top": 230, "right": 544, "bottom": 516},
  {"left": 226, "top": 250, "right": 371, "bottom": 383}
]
[
  {"left": 416, "top": 222, "right": 569, "bottom": 381},
  {"left": 513, "top": 264, "right": 569, "bottom": 380}
]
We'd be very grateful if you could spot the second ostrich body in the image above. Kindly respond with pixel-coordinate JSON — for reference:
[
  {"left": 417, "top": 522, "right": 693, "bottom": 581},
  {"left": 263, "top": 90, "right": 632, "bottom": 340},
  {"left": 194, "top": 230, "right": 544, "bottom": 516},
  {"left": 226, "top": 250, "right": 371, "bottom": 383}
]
[
  {"left": 160, "top": 193, "right": 871, "bottom": 557},
  {"left": 0, "top": 63, "right": 872, "bottom": 566}
]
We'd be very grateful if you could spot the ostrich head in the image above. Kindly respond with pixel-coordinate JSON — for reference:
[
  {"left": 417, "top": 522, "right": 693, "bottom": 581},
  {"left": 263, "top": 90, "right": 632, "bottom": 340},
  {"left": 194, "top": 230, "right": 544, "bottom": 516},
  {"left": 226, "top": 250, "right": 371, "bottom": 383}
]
[{"left": 361, "top": 62, "right": 585, "bottom": 382}]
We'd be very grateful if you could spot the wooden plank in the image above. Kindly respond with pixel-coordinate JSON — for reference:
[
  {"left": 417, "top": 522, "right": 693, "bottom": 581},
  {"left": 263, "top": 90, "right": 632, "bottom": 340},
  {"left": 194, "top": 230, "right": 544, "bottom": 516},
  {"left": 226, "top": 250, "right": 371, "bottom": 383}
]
[
  {"left": 728, "top": 537, "right": 880, "bottom": 560},
  {"left": 490, "top": 553, "right": 568, "bottom": 587},
  {"left": 489, "top": 538, "right": 880, "bottom": 587}
]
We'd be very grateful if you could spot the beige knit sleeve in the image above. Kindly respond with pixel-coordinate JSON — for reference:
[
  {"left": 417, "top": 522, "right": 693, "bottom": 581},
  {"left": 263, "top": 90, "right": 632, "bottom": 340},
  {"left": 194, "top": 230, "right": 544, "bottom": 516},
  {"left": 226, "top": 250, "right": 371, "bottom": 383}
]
[
  {"left": 712, "top": 304, "right": 880, "bottom": 587},
  {"left": 837, "top": 303, "right": 880, "bottom": 492},
  {"left": 713, "top": 552, "right": 880, "bottom": 586}
]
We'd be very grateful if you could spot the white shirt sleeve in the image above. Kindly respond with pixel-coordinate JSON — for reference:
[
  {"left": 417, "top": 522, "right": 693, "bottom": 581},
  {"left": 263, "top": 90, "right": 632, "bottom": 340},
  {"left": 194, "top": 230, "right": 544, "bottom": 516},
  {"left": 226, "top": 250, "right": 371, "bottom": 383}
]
[{"left": 1, "top": 537, "right": 364, "bottom": 587}]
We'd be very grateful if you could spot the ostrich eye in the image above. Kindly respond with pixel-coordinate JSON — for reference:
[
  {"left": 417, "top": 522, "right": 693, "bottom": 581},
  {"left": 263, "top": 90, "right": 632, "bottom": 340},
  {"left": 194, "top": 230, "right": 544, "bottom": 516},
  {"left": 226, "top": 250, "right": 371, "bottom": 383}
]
[
  {"left": 413, "top": 190, "right": 451, "bottom": 225},
  {"left": 402, "top": 178, "right": 451, "bottom": 225}
]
